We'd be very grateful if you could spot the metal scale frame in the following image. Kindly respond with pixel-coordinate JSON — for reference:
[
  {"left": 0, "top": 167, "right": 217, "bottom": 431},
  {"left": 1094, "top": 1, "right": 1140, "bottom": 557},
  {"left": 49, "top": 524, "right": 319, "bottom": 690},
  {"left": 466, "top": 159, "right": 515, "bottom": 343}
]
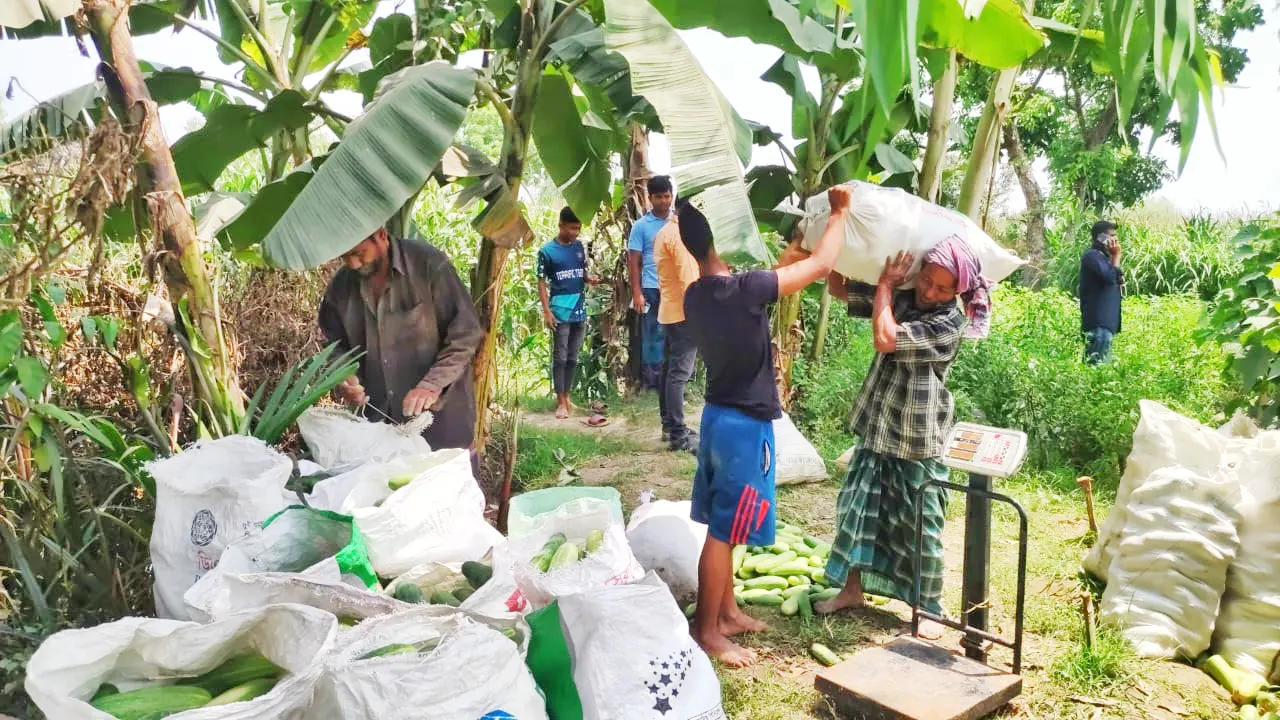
[{"left": 815, "top": 423, "right": 1031, "bottom": 720}]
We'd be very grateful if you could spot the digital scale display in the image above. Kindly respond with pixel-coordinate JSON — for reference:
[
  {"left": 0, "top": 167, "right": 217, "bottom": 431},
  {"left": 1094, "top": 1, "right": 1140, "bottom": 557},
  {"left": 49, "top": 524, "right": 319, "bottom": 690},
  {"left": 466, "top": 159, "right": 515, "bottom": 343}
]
[{"left": 941, "top": 422, "right": 1028, "bottom": 478}]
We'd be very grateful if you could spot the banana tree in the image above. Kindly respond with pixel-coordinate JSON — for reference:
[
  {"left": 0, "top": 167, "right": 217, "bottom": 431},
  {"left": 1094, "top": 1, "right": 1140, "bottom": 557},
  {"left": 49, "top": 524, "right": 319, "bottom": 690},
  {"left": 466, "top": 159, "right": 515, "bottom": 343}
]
[{"left": 954, "top": 1, "right": 1227, "bottom": 222}]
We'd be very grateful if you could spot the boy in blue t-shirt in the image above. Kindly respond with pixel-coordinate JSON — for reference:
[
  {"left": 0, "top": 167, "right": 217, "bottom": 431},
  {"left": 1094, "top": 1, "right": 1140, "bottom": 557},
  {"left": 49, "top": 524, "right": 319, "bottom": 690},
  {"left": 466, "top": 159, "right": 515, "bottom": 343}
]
[
  {"left": 678, "top": 186, "right": 849, "bottom": 667},
  {"left": 538, "top": 207, "right": 589, "bottom": 419}
]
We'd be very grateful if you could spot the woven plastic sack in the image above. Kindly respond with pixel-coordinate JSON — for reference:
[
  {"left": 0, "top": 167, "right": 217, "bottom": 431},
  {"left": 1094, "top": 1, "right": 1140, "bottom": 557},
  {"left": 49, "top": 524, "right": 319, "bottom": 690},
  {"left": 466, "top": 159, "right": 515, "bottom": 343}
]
[
  {"left": 312, "top": 607, "right": 543, "bottom": 720},
  {"left": 296, "top": 406, "right": 431, "bottom": 469},
  {"left": 184, "top": 506, "right": 383, "bottom": 623},
  {"left": 510, "top": 499, "right": 644, "bottom": 610},
  {"left": 149, "top": 436, "right": 294, "bottom": 620},
  {"left": 26, "top": 604, "right": 336, "bottom": 720},
  {"left": 1098, "top": 466, "right": 1241, "bottom": 659},
  {"left": 1213, "top": 427, "right": 1280, "bottom": 680},
  {"left": 773, "top": 413, "right": 827, "bottom": 485},
  {"left": 797, "top": 180, "right": 1024, "bottom": 285},
  {"left": 625, "top": 499, "right": 705, "bottom": 601},
  {"left": 558, "top": 573, "right": 725, "bottom": 720}
]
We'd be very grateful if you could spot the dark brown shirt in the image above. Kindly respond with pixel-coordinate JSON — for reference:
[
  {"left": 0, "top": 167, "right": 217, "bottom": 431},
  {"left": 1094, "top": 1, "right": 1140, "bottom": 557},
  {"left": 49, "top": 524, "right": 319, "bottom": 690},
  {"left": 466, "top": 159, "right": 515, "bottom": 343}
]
[{"left": 319, "top": 237, "right": 484, "bottom": 450}]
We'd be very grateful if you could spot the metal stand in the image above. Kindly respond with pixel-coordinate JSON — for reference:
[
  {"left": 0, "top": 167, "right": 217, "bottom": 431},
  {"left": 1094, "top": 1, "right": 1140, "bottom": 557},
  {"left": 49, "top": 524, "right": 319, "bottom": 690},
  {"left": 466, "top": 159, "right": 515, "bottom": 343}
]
[{"left": 911, "top": 475, "right": 1029, "bottom": 674}]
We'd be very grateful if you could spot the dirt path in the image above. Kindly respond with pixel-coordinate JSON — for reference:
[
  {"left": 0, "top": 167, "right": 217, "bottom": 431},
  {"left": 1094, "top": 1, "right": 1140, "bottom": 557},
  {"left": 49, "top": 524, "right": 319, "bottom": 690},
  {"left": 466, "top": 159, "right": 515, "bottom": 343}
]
[{"left": 518, "top": 403, "right": 1234, "bottom": 720}]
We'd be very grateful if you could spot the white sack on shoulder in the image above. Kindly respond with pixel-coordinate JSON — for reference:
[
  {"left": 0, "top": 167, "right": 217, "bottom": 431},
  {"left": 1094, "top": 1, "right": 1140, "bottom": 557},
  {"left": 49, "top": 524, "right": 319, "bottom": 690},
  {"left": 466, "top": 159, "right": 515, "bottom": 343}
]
[
  {"left": 149, "top": 435, "right": 294, "bottom": 620},
  {"left": 559, "top": 572, "right": 725, "bottom": 720},
  {"left": 1213, "top": 428, "right": 1280, "bottom": 680},
  {"left": 1084, "top": 400, "right": 1232, "bottom": 581},
  {"left": 798, "top": 180, "right": 1024, "bottom": 285},
  {"left": 313, "top": 607, "right": 543, "bottom": 720},
  {"left": 25, "top": 604, "right": 336, "bottom": 720},
  {"left": 348, "top": 448, "right": 503, "bottom": 577},
  {"left": 296, "top": 406, "right": 430, "bottom": 469},
  {"left": 1098, "top": 466, "right": 1240, "bottom": 659},
  {"left": 626, "top": 499, "right": 705, "bottom": 601},
  {"left": 511, "top": 499, "right": 644, "bottom": 610},
  {"left": 773, "top": 413, "right": 827, "bottom": 485}
]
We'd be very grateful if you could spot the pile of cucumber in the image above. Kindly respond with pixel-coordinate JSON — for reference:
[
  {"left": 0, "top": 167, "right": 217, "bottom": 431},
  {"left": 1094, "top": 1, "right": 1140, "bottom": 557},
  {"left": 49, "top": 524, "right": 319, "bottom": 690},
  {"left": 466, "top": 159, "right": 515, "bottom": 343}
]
[{"left": 730, "top": 521, "right": 835, "bottom": 620}]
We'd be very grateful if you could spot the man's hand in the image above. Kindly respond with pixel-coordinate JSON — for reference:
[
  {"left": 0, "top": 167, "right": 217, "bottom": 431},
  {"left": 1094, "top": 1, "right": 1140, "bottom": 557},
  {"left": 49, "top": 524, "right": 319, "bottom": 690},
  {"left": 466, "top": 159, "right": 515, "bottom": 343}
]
[
  {"left": 403, "top": 386, "right": 441, "bottom": 418},
  {"left": 632, "top": 292, "right": 647, "bottom": 313},
  {"left": 335, "top": 376, "right": 367, "bottom": 407},
  {"left": 776, "top": 240, "right": 810, "bottom": 269},
  {"left": 827, "top": 184, "right": 853, "bottom": 214},
  {"left": 1109, "top": 238, "right": 1122, "bottom": 266},
  {"left": 878, "top": 251, "right": 915, "bottom": 288},
  {"left": 543, "top": 308, "right": 559, "bottom": 329}
]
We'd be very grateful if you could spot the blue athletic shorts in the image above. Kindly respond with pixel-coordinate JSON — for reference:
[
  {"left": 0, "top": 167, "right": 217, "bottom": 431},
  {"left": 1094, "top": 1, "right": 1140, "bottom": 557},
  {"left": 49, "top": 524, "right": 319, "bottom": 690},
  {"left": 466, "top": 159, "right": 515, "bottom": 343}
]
[{"left": 691, "top": 403, "right": 777, "bottom": 546}]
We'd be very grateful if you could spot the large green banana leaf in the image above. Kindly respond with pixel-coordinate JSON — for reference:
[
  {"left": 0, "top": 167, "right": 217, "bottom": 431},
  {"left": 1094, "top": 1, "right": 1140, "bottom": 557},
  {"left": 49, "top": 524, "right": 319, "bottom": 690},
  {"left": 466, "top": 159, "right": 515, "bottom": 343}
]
[
  {"left": 604, "top": 0, "right": 768, "bottom": 264},
  {"left": 171, "top": 90, "right": 314, "bottom": 195},
  {"left": 532, "top": 70, "right": 613, "bottom": 224},
  {"left": 262, "top": 62, "right": 476, "bottom": 270}
]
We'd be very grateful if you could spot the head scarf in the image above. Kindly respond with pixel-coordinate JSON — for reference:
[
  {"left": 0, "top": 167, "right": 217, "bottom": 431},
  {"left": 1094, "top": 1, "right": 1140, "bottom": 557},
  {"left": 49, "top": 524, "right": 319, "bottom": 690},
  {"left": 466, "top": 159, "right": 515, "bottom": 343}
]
[{"left": 922, "top": 235, "right": 992, "bottom": 339}]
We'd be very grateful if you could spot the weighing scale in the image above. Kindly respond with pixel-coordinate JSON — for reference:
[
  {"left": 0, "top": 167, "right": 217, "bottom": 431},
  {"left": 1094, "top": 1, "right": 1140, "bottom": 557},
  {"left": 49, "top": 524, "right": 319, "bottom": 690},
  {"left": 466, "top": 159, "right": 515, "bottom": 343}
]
[{"left": 814, "top": 422, "right": 1030, "bottom": 720}]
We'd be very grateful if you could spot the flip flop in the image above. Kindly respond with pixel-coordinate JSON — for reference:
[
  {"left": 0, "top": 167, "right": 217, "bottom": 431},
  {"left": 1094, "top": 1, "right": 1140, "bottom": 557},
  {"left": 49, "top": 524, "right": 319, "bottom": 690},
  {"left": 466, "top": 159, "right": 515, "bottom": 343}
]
[{"left": 582, "top": 414, "right": 610, "bottom": 428}]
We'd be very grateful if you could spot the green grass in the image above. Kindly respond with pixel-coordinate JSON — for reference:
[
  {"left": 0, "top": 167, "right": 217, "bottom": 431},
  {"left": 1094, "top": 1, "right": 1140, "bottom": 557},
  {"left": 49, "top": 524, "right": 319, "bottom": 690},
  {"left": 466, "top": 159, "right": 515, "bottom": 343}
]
[
  {"left": 1050, "top": 626, "right": 1139, "bottom": 696},
  {"left": 513, "top": 426, "right": 642, "bottom": 491}
]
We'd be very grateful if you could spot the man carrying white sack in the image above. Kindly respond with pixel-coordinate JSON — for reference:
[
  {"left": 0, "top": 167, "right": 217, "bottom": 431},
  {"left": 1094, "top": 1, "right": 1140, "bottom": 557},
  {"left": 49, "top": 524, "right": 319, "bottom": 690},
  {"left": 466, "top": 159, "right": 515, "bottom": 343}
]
[{"left": 813, "top": 236, "right": 992, "bottom": 639}]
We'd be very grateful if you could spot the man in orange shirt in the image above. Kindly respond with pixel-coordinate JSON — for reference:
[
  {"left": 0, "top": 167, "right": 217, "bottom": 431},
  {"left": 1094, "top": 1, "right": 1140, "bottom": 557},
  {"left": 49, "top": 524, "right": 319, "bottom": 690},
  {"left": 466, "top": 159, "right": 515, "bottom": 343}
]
[{"left": 655, "top": 213, "right": 702, "bottom": 452}]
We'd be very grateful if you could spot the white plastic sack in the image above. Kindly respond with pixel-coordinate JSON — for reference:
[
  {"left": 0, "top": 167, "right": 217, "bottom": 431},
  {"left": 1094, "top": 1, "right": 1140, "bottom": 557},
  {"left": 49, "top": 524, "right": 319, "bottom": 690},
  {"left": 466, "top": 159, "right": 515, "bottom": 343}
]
[
  {"left": 626, "top": 500, "right": 705, "bottom": 601},
  {"left": 150, "top": 435, "right": 294, "bottom": 620},
  {"left": 798, "top": 180, "right": 1025, "bottom": 285},
  {"left": 1213, "top": 428, "right": 1280, "bottom": 680},
  {"left": 26, "top": 604, "right": 337, "bottom": 720},
  {"left": 511, "top": 499, "right": 645, "bottom": 610},
  {"left": 559, "top": 572, "right": 725, "bottom": 720},
  {"left": 459, "top": 544, "right": 531, "bottom": 617},
  {"left": 296, "top": 406, "right": 431, "bottom": 469},
  {"left": 312, "top": 607, "right": 543, "bottom": 720},
  {"left": 347, "top": 448, "right": 503, "bottom": 577},
  {"left": 1084, "top": 401, "right": 1233, "bottom": 581},
  {"left": 773, "top": 413, "right": 827, "bottom": 485},
  {"left": 184, "top": 509, "right": 397, "bottom": 623},
  {"left": 1098, "top": 466, "right": 1241, "bottom": 659}
]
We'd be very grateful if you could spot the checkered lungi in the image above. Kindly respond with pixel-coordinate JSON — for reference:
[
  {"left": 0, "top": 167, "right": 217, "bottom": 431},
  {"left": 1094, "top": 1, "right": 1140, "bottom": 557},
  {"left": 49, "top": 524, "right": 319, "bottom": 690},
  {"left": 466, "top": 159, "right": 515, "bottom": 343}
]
[{"left": 824, "top": 449, "right": 949, "bottom": 615}]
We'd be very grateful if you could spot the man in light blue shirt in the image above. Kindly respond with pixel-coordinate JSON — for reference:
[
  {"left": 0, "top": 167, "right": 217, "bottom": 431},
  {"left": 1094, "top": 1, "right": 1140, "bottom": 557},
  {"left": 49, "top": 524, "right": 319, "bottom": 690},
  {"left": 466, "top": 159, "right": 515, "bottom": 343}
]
[{"left": 628, "top": 175, "right": 673, "bottom": 388}]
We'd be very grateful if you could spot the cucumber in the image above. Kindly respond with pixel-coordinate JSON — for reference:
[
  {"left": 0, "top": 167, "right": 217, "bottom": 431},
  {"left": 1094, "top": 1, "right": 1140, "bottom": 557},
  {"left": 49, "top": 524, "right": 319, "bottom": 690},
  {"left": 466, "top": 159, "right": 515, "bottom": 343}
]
[
  {"left": 743, "top": 575, "right": 789, "bottom": 590},
  {"left": 205, "top": 678, "right": 277, "bottom": 706},
  {"left": 811, "top": 643, "right": 841, "bottom": 667},
  {"left": 787, "top": 575, "right": 806, "bottom": 587},
  {"left": 736, "top": 588, "right": 781, "bottom": 600},
  {"left": 780, "top": 594, "right": 800, "bottom": 616},
  {"left": 781, "top": 585, "right": 811, "bottom": 599},
  {"left": 548, "top": 541, "right": 582, "bottom": 570},
  {"left": 731, "top": 545, "right": 748, "bottom": 573},
  {"left": 810, "top": 587, "right": 841, "bottom": 601},
  {"left": 768, "top": 542, "right": 790, "bottom": 553},
  {"left": 745, "top": 593, "right": 784, "bottom": 607},
  {"left": 531, "top": 533, "right": 568, "bottom": 571},
  {"left": 387, "top": 474, "right": 416, "bottom": 491},
  {"left": 91, "top": 684, "right": 119, "bottom": 702},
  {"left": 773, "top": 559, "right": 814, "bottom": 577},
  {"left": 753, "top": 551, "right": 797, "bottom": 574},
  {"left": 803, "top": 535, "right": 821, "bottom": 549},
  {"left": 585, "top": 529, "right": 605, "bottom": 553},
  {"left": 808, "top": 555, "right": 823, "bottom": 568},
  {"left": 91, "top": 686, "right": 212, "bottom": 719},
  {"left": 452, "top": 587, "right": 474, "bottom": 602},
  {"left": 810, "top": 568, "right": 828, "bottom": 584},
  {"left": 430, "top": 589, "right": 461, "bottom": 606},
  {"left": 684, "top": 602, "right": 697, "bottom": 619},
  {"left": 461, "top": 561, "right": 493, "bottom": 589},
  {"left": 392, "top": 583, "right": 425, "bottom": 604},
  {"left": 359, "top": 643, "right": 418, "bottom": 660},
  {"left": 181, "top": 654, "right": 282, "bottom": 696},
  {"left": 797, "top": 589, "right": 814, "bottom": 621}
]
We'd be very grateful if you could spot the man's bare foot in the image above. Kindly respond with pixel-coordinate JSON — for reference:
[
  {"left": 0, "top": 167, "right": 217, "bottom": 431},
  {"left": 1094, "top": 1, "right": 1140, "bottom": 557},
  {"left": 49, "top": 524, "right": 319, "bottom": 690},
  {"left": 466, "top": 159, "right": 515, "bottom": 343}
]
[
  {"left": 555, "top": 404, "right": 569, "bottom": 419},
  {"left": 694, "top": 628, "right": 757, "bottom": 668},
  {"left": 814, "top": 588, "right": 866, "bottom": 615},
  {"left": 720, "top": 609, "right": 768, "bottom": 637},
  {"left": 917, "top": 618, "right": 946, "bottom": 640}
]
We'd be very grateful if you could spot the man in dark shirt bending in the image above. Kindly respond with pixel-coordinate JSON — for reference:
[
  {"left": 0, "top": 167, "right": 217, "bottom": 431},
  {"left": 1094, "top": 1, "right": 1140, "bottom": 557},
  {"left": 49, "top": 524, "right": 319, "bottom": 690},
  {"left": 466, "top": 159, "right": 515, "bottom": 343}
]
[
  {"left": 1079, "top": 220, "right": 1124, "bottom": 364},
  {"left": 678, "top": 185, "right": 849, "bottom": 667},
  {"left": 319, "top": 226, "right": 485, "bottom": 451}
]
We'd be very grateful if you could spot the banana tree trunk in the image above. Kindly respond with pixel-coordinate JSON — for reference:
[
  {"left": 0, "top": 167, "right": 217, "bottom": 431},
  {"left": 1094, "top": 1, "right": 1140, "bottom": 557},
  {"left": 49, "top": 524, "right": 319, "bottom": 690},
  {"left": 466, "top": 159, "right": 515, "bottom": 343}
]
[
  {"left": 472, "top": 8, "right": 541, "bottom": 447},
  {"left": 957, "top": 66, "right": 1017, "bottom": 222},
  {"left": 85, "top": 0, "right": 243, "bottom": 431},
  {"left": 1003, "top": 123, "right": 1046, "bottom": 287},
  {"left": 919, "top": 51, "right": 958, "bottom": 204},
  {"left": 809, "top": 286, "right": 833, "bottom": 360},
  {"left": 619, "top": 123, "right": 650, "bottom": 389}
]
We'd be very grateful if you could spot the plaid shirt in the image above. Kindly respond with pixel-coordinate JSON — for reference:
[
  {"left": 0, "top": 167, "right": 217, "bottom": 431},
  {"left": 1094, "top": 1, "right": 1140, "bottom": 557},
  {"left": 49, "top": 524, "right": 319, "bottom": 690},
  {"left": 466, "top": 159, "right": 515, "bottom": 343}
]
[{"left": 847, "top": 283, "right": 966, "bottom": 460}]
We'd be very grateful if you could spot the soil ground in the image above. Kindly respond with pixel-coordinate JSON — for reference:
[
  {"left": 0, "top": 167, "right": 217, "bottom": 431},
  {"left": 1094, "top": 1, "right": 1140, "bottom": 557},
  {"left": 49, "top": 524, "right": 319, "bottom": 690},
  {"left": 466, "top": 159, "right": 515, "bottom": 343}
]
[{"left": 514, "top": 394, "right": 1234, "bottom": 720}]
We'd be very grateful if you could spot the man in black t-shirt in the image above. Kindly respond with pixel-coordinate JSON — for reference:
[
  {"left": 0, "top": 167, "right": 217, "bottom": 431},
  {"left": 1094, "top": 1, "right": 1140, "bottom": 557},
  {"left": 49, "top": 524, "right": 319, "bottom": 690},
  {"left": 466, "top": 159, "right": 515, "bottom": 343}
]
[{"left": 678, "top": 187, "right": 850, "bottom": 667}]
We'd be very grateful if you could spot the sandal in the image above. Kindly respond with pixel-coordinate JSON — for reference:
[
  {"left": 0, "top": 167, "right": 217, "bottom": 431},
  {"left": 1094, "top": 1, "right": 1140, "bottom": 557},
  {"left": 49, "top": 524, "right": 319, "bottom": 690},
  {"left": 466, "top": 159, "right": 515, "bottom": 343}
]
[{"left": 582, "top": 414, "right": 610, "bottom": 428}]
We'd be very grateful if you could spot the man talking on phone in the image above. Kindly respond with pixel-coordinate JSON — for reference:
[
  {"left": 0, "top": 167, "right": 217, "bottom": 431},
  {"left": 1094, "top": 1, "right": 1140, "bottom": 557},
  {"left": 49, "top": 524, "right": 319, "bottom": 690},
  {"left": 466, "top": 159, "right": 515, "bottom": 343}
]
[{"left": 1079, "top": 220, "right": 1124, "bottom": 364}]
